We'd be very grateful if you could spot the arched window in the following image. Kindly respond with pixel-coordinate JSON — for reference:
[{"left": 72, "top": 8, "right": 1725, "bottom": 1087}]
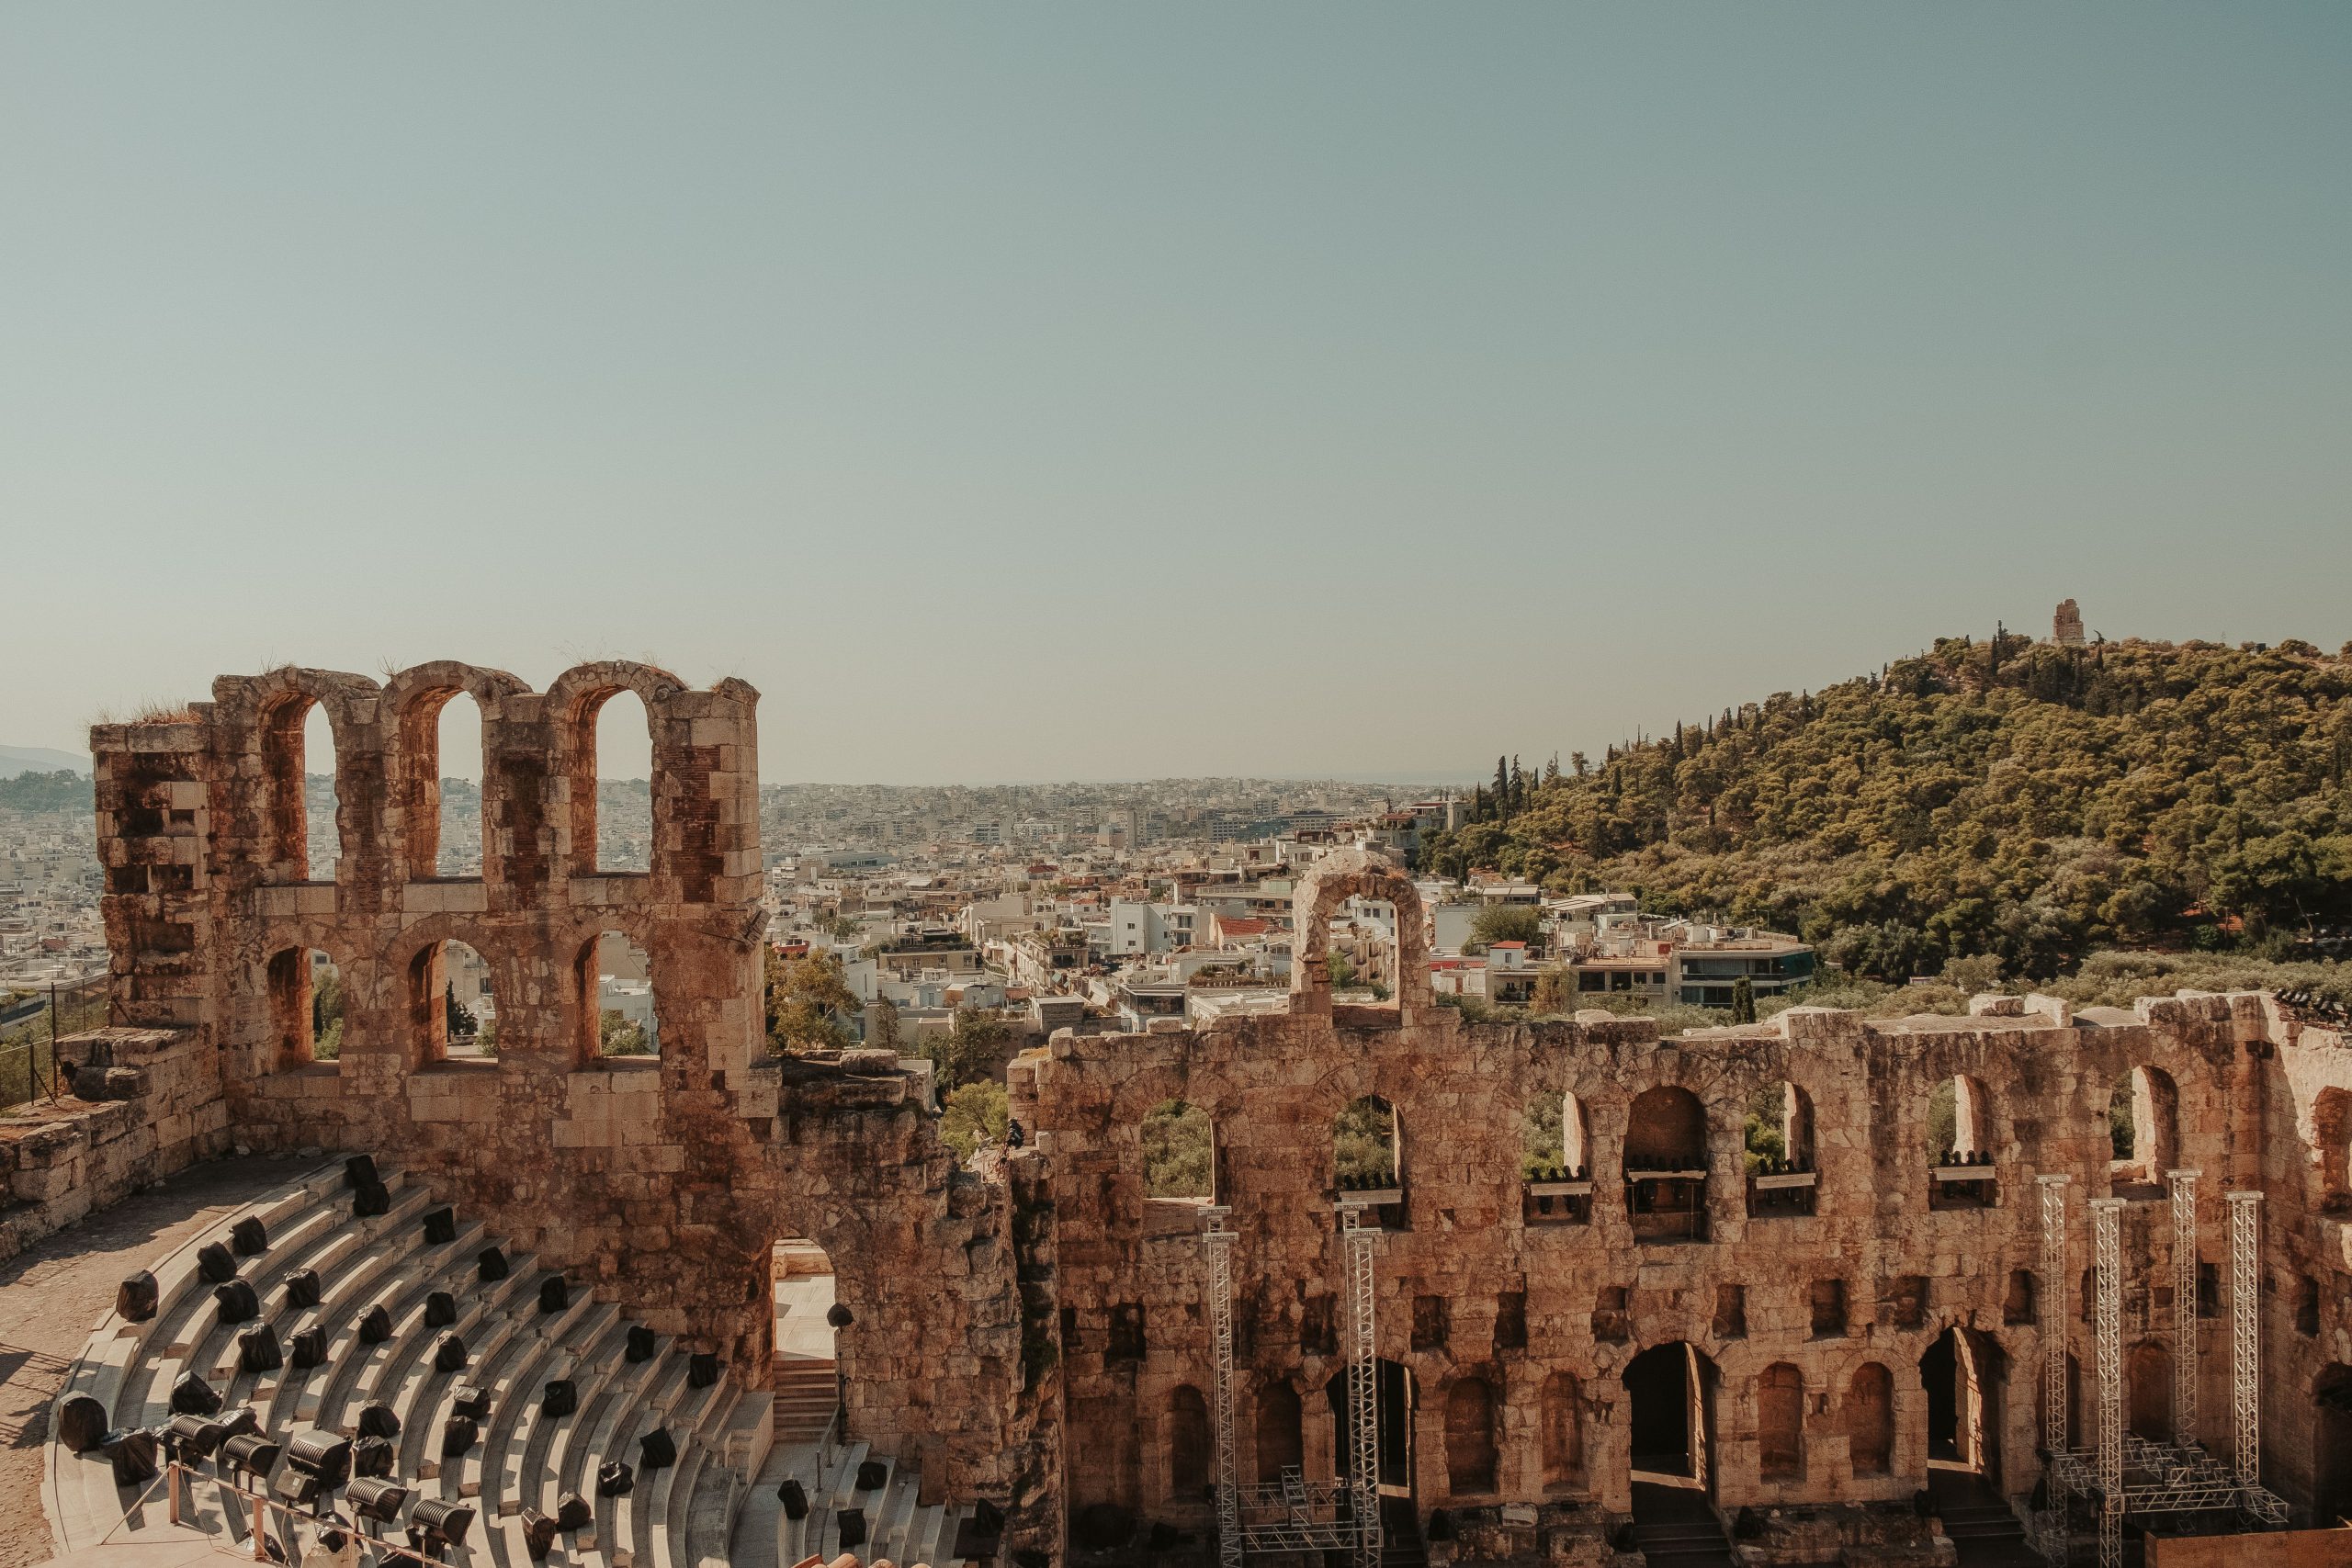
[
  {"left": 1168, "top": 1385, "right": 1210, "bottom": 1498},
  {"left": 408, "top": 939, "right": 493, "bottom": 1063},
  {"left": 1746, "top": 1080, "right": 1817, "bottom": 1217},
  {"left": 1540, "top": 1371, "right": 1584, "bottom": 1489},
  {"left": 1757, "top": 1363, "right": 1804, "bottom": 1480},
  {"left": 266, "top": 947, "right": 345, "bottom": 1069},
  {"left": 580, "top": 689, "right": 653, "bottom": 874},
  {"left": 579, "top": 931, "right": 657, "bottom": 1062},
  {"left": 1626, "top": 1086, "right": 1708, "bottom": 1243},
  {"left": 1846, "top": 1363, "right": 1893, "bottom": 1476},
  {"left": 1143, "top": 1099, "right": 1216, "bottom": 1202},
  {"left": 1327, "top": 895, "right": 1400, "bottom": 1000},
  {"left": 1254, "top": 1382, "right": 1303, "bottom": 1483},
  {"left": 429, "top": 691, "right": 484, "bottom": 877},
  {"left": 260, "top": 694, "right": 341, "bottom": 883},
  {"left": 1523, "top": 1090, "right": 1594, "bottom": 1224},
  {"left": 1335, "top": 1095, "right": 1402, "bottom": 1216},
  {"left": 2108, "top": 1066, "right": 2179, "bottom": 1189},
  {"left": 1444, "top": 1376, "right": 1498, "bottom": 1495},
  {"left": 1928, "top": 1075, "right": 1997, "bottom": 1210}
]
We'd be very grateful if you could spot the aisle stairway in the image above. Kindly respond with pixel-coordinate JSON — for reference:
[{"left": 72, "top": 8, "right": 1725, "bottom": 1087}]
[
  {"left": 769, "top": 1358, "right": 836, "bottom": 1445},
  {"left": 1627, "top": 1482, "right": 1735, "bottom": 1568},
  {"left": 40, "top": 1157, "right": 980, "bottom": 1568},
  {"left": 1928, "top": 1471, "right": 2043, "bottom": 1568}
]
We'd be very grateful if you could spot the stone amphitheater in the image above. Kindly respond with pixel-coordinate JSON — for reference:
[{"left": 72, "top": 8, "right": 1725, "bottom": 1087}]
[{"left": 8, "top": 659, "right": 2352, "bottom": 1568}]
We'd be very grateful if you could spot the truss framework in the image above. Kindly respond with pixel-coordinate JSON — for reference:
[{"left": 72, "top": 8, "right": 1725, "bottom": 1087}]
[
  {"left": 2092, "top": 1197, "right": 2127, "bottom": 1568},
  {"left": 1339, "top": 1200, "right": 1384, "bottom": 1568},
  {"left": 1203, "top": 1206, "right": 1241, "bottom": 1568},
  {"left": 2168, "top": 1170, "right": 2199, "bottom": 1448},
  {"left": 2036, "top": 1177, "right": 2284, "bottom": 1565},
  {"left": 1231, "top": 1472, "right": 1363, "bottom": 1553},
  {"left": 2229, "top": 1191, "right": 2262, "bottom": 1490},
  {"left": 2037, "top": 1175, "right": 2071, "bottom": 1563}
]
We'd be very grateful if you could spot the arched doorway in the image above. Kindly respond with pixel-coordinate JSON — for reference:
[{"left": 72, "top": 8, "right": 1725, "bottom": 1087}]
[
  {"left": 1921, "top": 1327, "right": 2002, "bottom": 1476},
  {"left": 1624, "top": 1343, "right": 1715, "bottom": 1490},
  {"left": 770, "top": 1234, "right": 842, "bottom": 1449}
]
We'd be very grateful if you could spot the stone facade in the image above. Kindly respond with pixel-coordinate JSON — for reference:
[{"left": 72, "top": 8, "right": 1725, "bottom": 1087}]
[
  {"left": 1016, "top": 849, "right": 2352, "bottom": 1559},
  {"left": 74, "top": 661, "right": 1058, "bottom": 1552},
  {"left": 40, "top": 673, "right": 2352, "bottom": 1565}
]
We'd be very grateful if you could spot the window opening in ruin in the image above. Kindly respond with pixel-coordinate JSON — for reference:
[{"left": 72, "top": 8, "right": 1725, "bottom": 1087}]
[
  {"left": 1928, "top": 1075, "right": 1997, "bottom": 1210},
  {"left": 1624, "top": 1342, "right": 1713, "bottom": 1489},
  {"left": 428, "top": 690, "right": 485, "bottom": 878},
  {"left": 1745, "top": 1080, "right": 1815, "bottom": 1218},
  {"left": 2316, "top": 1089, "right": 2352, "bottom": 1214},
  {"left": 580, "top": 931, "right": 658, "bottom": 1061},
  {"left": 1846, "top": 1363, "right": 1894, "bottom": 1477},
  {"left": 1521, "top": 1089, "right": 1593, "bottom": 1225},
  {"left": 2300, "top": 1274, "right": 2323, "bottom": 1337},
  {"left": 421, "top": 940, "right": 493, "bottom": 1062},
  {"left": 1253, "top": 1380, "right": 1303, "bottom": 1483},
  {"left": 1443, "top": 1375, "right": 1498, "bottom": 1496},
  {"left": 2315, "top": 1366, "right": 2352, "bottom": 1528},
  {"left": 1625, "top": 1086, "right": 1708, "bottom": 1244},
  {"left": 1808, "top": 1279, "right": 1848, "bottom": 1338},
  {"left": 1168, "top": 1384, "right": 1211, "bottom": 1501},
  {"left": 1142, "top": 1098, "right": 1215, "bottom": 1202},
  {"left": 2002, "top": 1269, "right": 2036, "bottom": 1326},
  {"left": 408, "top": 938, "right": 493, "bottom": 1066},
  {"left": 261, "top": 694, "right": 340, "bottom": 884},
  {"left": 2127, "top": 1340, "right": 2172, "bottom": 1441},
  {"left": 2107, "top": 1065, "right": 2178, "bottom": 1191},
  {"left": 1327, "top": 894, "right": 1400, "bottom": 1003},
  {"left": 587, "top": 689, "right": 653, "bottom": 874},
  {"left": 1757, "top": 1363, "right": 1804, "bottom": 1481},
  {"left": 266, "top": 947, "right": 345, "bottom": 1070},
  {"left": 1377, "top": 1359, "right": 1414, "bottom": 1493},
  {"left": 1335, "top": 1094, "right": 1406, "bottom": 1229},
  {"left": 1921, "top": 1328, "right": 1998, "bottom": 1473},
  {"left": 770, "top": 1234, "right": 842, "bottom": 1450},
  {"left": 1540, "top": 1370, "right": 1585, "bottom": 1491}
]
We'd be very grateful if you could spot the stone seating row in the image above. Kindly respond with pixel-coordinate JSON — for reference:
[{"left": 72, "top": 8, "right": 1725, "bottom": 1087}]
[{"left": 44, "top": 1159, "right": 781, "bottom": 1568}]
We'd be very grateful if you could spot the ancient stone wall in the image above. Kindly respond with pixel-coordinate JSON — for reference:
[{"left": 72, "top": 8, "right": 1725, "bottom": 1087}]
[
  {"left": 78, "top": 662, "right": 1051, "bottom": 1530},
  {"left": 0, "top": 1027, "right": 228, "bottom": 1262},
  {"left": 1012, "top": 851, "right": 2340, "bottom": 1548}
]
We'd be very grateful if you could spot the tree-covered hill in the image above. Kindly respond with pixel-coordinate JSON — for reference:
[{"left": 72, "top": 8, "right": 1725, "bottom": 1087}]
[{"left": 1420, "top": 635, "right": 2352, "bottom": 980}]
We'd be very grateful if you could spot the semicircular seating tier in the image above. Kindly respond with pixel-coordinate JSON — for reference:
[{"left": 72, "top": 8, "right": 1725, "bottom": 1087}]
[{"left": 42, "top": 1158, "right": 978, "bottom": 1568}]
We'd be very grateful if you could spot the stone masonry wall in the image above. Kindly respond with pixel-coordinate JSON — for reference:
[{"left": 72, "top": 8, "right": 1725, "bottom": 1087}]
[
  {"left": 0, "top": 1027, "right": 228, "bottom": 1263},
  {"left": 1013, "top": 852, "right": 2345, "bottom": 1551},
  {"left": 79, "top": 662, "right": 1047, "bottom": 1525}
]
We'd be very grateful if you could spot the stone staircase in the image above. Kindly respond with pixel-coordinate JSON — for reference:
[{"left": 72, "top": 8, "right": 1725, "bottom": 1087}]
[
  {"left": 1928, "top": 1471, "right": 2043, "bottom": 1568},
  {"left": 769, "top": 1357, "right": 836, "bottom": 1445},
  {"left": 34, "top": 1158, "right": 992, "bottom": 1568},
  {"left": 1628, "top": 1482, "right": 1735, "bottom": 1568},
  {"left": 730, "top": 1434, "right": 975, "bottom": 1568}
]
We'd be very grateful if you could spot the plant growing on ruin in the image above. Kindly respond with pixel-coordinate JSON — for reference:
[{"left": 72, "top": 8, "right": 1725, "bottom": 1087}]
[{"left": 941, "top": 1080, "right": 1011, "bottom": 1160}]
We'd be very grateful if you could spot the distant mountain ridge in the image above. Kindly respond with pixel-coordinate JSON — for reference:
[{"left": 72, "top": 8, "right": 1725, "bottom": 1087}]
[{"left": 0, "top": 744, "right": 89, "bottom": 779}]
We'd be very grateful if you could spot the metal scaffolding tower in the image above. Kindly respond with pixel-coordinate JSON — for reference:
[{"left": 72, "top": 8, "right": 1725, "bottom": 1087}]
[
  {"left": 1203, "top": 1205, "right": 1241, "bottom": 1568},
  {"left": 2037, "top": 1175, "right": 2071, "bottom": 1562},
  {"left": 1339, "top": 1200, "right": 1384, "bottom": 1568},
  {"left": 2229, "top": 1190, "right": 2262, "bottom": 1490},
  {"left": 2168, "top": 1170, "right": 2199, "bottom": 1447},
  {"left": 2039, "top": 1178, "right": 2287, "bottom": 1563},
  {"left": 2092, "top": 1198, "right": 2127, "bottom": 1568}
]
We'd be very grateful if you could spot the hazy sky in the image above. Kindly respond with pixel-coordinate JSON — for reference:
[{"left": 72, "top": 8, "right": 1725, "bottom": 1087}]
[{"left": 5, "top": 5, "right": 2348, "bottom": 784}]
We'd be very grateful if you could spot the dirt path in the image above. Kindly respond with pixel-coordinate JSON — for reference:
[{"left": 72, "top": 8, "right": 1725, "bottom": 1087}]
[{"left": 0, "top": 1156, "right": 311, "bottom": 1568}]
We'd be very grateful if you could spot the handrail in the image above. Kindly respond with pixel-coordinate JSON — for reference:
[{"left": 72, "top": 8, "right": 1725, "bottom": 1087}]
[{"left": 153, "top": 1461, "right": 450, "bottom": 1568}]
